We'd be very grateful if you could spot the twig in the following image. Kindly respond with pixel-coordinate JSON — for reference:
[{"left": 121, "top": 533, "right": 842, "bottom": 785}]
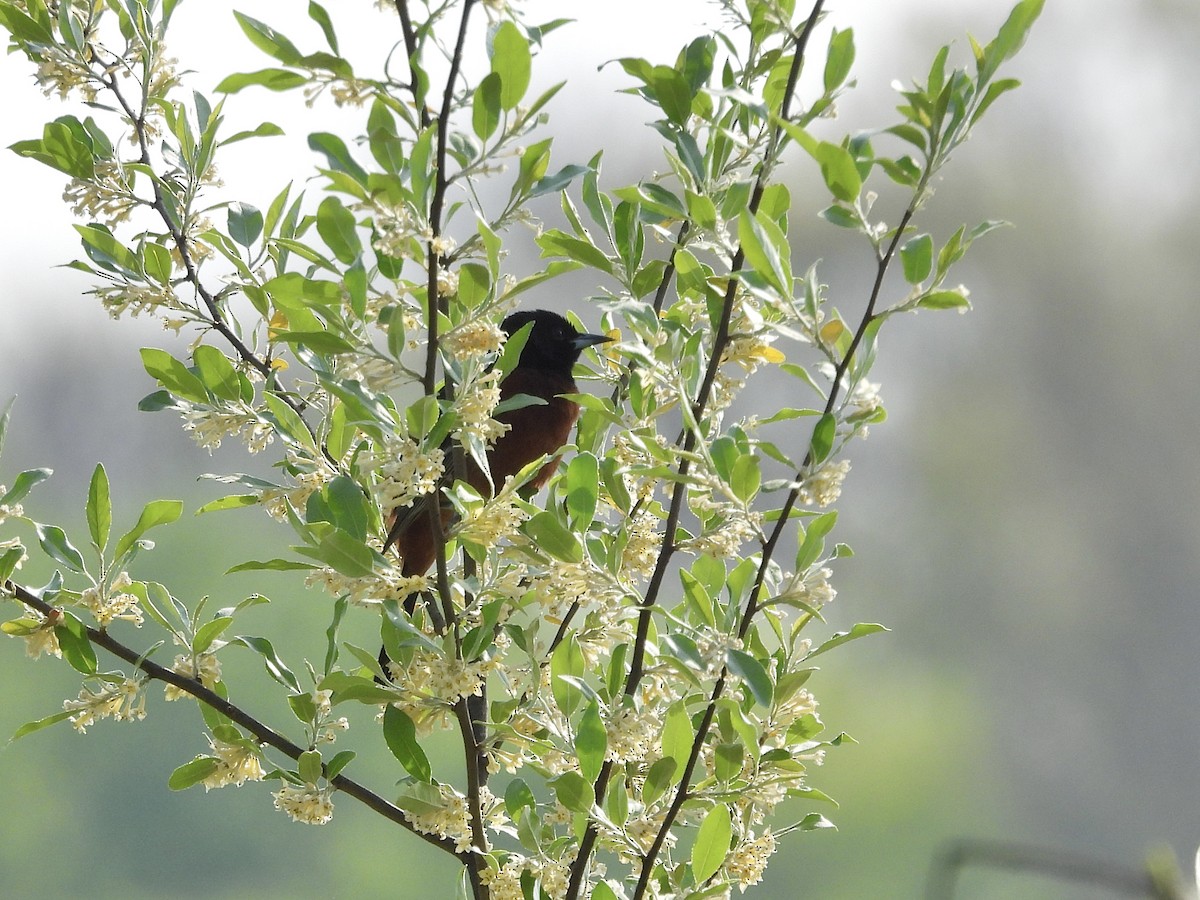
[
  {"left": 4, "top": 579, "right": 466, "bottom": 861},
  {"left": 567, "top": 6, "right": 827, "bottom": 897}
]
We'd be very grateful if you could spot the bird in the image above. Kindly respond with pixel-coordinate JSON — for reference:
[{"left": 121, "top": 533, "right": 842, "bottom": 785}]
[{"left": 380, "top": 308, "right": 612, "bottom": 623}]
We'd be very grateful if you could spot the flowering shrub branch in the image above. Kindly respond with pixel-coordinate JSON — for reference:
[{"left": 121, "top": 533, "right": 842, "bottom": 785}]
[{"left": 0, "top": 0, "right": 1042, "bottom": 897}]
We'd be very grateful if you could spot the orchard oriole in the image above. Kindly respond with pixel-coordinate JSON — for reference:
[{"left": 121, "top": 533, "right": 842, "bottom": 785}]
[{"left": 379, "top": 309, "right": 611, "bottom": 664}]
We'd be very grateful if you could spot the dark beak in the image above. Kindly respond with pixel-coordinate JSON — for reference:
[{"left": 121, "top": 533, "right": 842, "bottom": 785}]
[{"left": 571, "top": 332, "right": 614, "bottom": 351}]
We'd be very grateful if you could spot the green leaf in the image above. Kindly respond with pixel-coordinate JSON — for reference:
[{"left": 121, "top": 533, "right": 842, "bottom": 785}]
[
  {"left": 565, "top": 452, "right": 599, "bottom": 530},
  {"left": 231, "top": 634, "right": 301, "bottom": 691},
  {"left": 796, "top": 511, "right": 837, "bottom": 571},
  {"left": 193, "top": 616, "right": 233, "bottom": 654},
  {"left": 298, "top": 749, "right": 323, "bottom": 785},
  {"left": 169, "top": 756, "right": 219, "bottom": 790},
  {"left": 899, "top": 233, "right": 933, "bottom": 284},
  {"left": 0, "top": 5, "right": 56, "bottom": 46},
  {"left": 653, "top": 66, "right": 694, "bottom": 126},
  {"left": 300, "top": 528, "right": 375, "bottom": 578},
  {"left": 225, "top": 557, "right": 315, "bottom": 574},
  {"left": 536, "top": 229, "right": 613, "bottom": 274},
  {"left": 692, "top": 804, "right": 732, "bottom": 883},
  {"left": 550, "top": 632, "right": 585, "bottom": 717},
  {"left": 661, "top": 700, "right": 692, "bottom": 781},
  {"left": 75, "top": 224, "right": 138, "bottom": 273},
  {"left": 307, "top": 132, "right": 367, "bottom": 184},
  {"left": 263, "top": 392, "right": 315, "bottom": 450},
  {"left": 233, "top": 11, "right": 301, "bottom": 65},
  {"left": 814, "top": 141, "right": 862, "bottom": 203},
  {"left": 521, "top": 511, "right": 582, "bottom": 563},
  {"left": 325, "top": 749, "right": 356, "bottom": 780},
  {"left": 215, "top": 68, "right": 309, "bottom": 93},
  {"left": 824, "top": 28, "right": 856, "bottom": 92},
  {"left": 472, "top": 71, "right": 502, "bottom": 141},
  {"left": 807, "top": 622, "right": 889, "bottom": 659},
  {"left": 551, "top": 770, "right": 594, "bottom": 813},
  {"left": 0, "top": 467, "right": 52, "bottom": 506},
  {"left": 725, "top": 648, "right": 773, "bottom": 707},
  {"left": 491, "top": 20, "right": 531, "bottom": 110},
  {"left": 139, "top": 348, "right": 207, "bottom": 403},
  {"left": 738, "top": 209, "right": 792, "bottom": 297},
  {"left": 643, "top": 757, "right": 677, "bottom": 806},
  {"left": 140, "top": 242, "right": 173, "bottom": 284},
  {"left": 808, "top": 413, "right": 836, "bottom": 464},
  {"left": 11, "top": 709, "right": 75, "bottom": 741},
  {"left": 308, "top": 1, "right": 338, "bottom": 52},
  {"left": 114, "top": 499, "right": 183, "bottom": 560},
  {"left": 34, "top": 523, "right": 86, "bottom": 572},
  {"left": 918, "top": 287, "right": 972, "bottom": 311},
  {"left": 193, "top": 345, "right": 241, "bottom": 402},
  {"left": 729, "top": 453, "right": 761, "bottom": 503},
  {"left": 308, "top": 475, "right": 370, "bottom": 542},
  {"left": 576, "top": 699, "right": 607, "bottom": 783},
  {"left": 55, "top": 612, "right": 97, "bottom": 675},
  {"left": 505, "top": 778, "right": 537, "bottom": 817},
  {"left": 271, "top": 330, "right": 356, "bottom": 356},
  {"left": 227, "top": 202, "right": 263, "bottom": 247},
  {"left": 221, "top": 122, "right": 286, "bottom": 146},
  {"left": 316, "top": 195, "right": 361, "bottom": 264},
  {"left": 86, "top": 464, "right": 111, "bottom": 551}
]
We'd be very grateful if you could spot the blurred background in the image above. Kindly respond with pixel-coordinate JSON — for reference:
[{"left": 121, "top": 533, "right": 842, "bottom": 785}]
[{"left": 2, "top": 1, "right": 1198, "bottom": 898}]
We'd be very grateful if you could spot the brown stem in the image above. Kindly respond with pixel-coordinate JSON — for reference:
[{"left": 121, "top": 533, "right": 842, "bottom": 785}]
[{"left": 5, "top": 579, "right": 465, "bottom": 861}]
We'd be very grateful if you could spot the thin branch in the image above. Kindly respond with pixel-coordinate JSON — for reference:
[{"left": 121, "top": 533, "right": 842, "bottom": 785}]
[
  {"left": 4, "top": 579, "right": 466, "bottom": 862},
  {"left": 568, "top": 7, "right": 828, "bottom": 896},
  {"left": 101, "top": 69, "right": 313, "bottom": 427},
  {"left": 454, "top": 697, "right": 490, "bottom": 899},
  {"left": 393, "top": 0, "right": 432, "bottom": 130}
]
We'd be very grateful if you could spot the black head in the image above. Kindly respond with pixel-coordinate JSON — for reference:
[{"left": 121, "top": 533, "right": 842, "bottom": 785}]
[{"left": 500, "top": 309, "right": 611, "bottom": 374}]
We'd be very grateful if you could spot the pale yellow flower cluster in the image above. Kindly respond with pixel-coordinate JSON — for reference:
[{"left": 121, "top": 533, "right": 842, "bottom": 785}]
[
  {"left": 328, "top": 77, "right": 374, "bottom": 108},
  {"left": 64, "top": 678, "right": 145, "bottom": 733},
  {"left": 310, "top": 689, "right": 351, "bottom": 746},
  {"left": 483, "top": 856, "right": 570, "bottom": 900},
  {"left": 454, "top": 370, "right": 508, "bottom": 444},
  {"left": 620, "top": 513, "right": 663, "bottom": 579},
  {"left": 798, "top": 460, "right": 850, "bottom": 507},
  {"left": 261, "top": 464, "right": 335, "bottom": 522},
  {"left": 605, "top": 703, "right": 661, "bottom": 764},
  {"left": 63, "top": 161, "right": 138, "bottom": 225},
  {"left": 13, "top": 609, "right": 60, "bottom": 660},
  {"left": 442, "top": 320, "right": 506, "bottom": 361},
  {"left": 774, "top": 566, "right": 836, "bottom": 611},
  {"left": 95, "top": 281, "right": 180, "bottom": 320},
  {"left": 181, "top": 402, "right": 273, "bottom": 454},
  {"left": 81, "top": 572, "right": 142, "bottom": 628},
  {"left": 680, "top": 504, "right": 760, "bottom": 558},
  {"left": 611, "top": 431, "right": 668, "bottom": 502},
  {"left": 35, "top": 46, "right": 97, "bottom": 100},
  {"left": 405, "top": 783, "right": 477, "bottom": 853},
  {"left": 725, "top": 829, "right": 776, "bottom": 890},
  {"left": 371, "top": 204, "right": 419, "bottom": 258},
  {"left": 201, "top": 738, "right": 266, "bottom": 790},
  {"left": 305, "top": 567, "right": 428, "bottom": 608},
  {"left": 359, "top": 436, "right": 445, "bottom": 516},
  {"left": 334, "top": 354, "right": 404, "bottom": 392},
  {"left": 0, "top": 497, "right": 23, "bottom": 526},
  {"left": 762, "top": 687, "right": 818, "bottom": 749},
  {"left": 456, "top": 493, "right": 527, "bottom": 548},
  {"left": 386, "top": 649, "right": 494, "bottom": 708},
  {"left": 163, "top": 651, "right": 223, "bottom": 701},
  {"left": 273, "top": 782, "right": 334, "bottom": 825}
]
